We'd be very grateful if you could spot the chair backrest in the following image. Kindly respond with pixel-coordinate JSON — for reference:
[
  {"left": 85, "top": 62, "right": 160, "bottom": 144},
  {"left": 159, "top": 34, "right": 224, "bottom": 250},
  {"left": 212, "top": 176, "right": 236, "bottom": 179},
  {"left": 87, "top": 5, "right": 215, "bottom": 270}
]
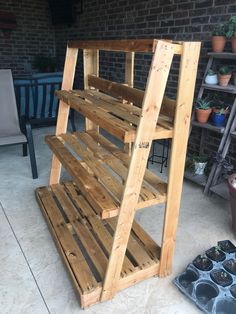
[{"left": 0, "top": 69, "right": 21, "bottom": 136}]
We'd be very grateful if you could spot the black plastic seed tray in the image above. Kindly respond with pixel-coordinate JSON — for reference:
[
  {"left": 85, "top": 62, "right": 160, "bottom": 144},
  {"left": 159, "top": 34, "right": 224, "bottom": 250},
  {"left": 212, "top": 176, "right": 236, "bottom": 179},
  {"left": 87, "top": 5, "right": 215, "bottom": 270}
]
[{"left": 174, "top": 240, "right": 236, "bottom": 314}]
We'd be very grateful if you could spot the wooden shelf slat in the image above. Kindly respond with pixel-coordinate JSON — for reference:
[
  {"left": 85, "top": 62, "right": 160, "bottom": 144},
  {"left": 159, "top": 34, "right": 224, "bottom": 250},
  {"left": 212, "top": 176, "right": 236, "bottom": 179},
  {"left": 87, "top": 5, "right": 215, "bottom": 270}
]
[
  {"left": 56, "top": 89, "right": 174, "bottom": 142},
  {"left": 36, "top": 183, "right": 160, "bottom": 308},
  {"left": 45, "top": 132, "right": 167, "bottom": 219}
]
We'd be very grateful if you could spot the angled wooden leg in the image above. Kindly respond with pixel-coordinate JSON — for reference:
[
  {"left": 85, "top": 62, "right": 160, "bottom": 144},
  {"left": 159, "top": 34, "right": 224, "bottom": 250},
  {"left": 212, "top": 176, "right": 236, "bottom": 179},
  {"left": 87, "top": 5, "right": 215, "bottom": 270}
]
[
  {"left": 49, "top": 47, "right": 78, "bottom": 185},
  {"left": 159, "top": 42, "right": 201, "bottom": 277},
  {"left": 101, "top": 41, "right": 175, "bottom": 301}
]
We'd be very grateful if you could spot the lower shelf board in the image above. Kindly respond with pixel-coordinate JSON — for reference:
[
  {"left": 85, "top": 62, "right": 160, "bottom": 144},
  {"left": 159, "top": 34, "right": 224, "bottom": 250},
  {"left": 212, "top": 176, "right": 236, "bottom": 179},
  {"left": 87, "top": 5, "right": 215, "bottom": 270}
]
[{"left": 36, "top": 181, "right": 161, "bottom": 308}]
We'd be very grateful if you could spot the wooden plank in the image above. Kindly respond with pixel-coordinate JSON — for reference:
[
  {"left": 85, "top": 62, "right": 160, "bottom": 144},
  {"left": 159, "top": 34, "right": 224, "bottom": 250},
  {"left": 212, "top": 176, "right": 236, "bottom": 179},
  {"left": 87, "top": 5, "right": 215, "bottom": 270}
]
[
  {"left": 63, "top": 182, "right": 136, "bottom": 276},
  {"left": 36, "top": 186, "right": 98, "bottom": 293},
  {"left": 56, "top": 90, "right": 136, "bottom": 143},
  {"left": 88, "top": 76, "right": 176, "bottom": 121},
  {"left": 51, "top": 184, "right": 108, "bottom": 279},
  {"left": 49, "top": 47, "right": 78, "bottom": 185},
  {"left": 86, "top": 130, "right": 167, "bottom": 197},
  {"left": 118, "top": 262, "right": 159, "bottom": 292},
  {"left": 83, "top": 49, "right": 99, "bottom": 131},
  {"left": 159, "top": 42, "right": 201, "bottom": 277},
  {"left": 46, "top": 135, "right": 119, "bottom": 218},
  {"left": 73, "top": 132, "right": 166, "bottom": 205},
  {"left": 101, "top": 40, "right": 175, "bottom": 301},
  {"left": 67, "top": 39, "right": 183, "bottom": 54},
  {"left": 132, "top": 220, "right": 161, "bottom": 261},
  {"left": 61, "top": 133, "right": 123, "bottom": 202},
  {"left": 107, "top": 218, "right": 155, "bottom": 268}
]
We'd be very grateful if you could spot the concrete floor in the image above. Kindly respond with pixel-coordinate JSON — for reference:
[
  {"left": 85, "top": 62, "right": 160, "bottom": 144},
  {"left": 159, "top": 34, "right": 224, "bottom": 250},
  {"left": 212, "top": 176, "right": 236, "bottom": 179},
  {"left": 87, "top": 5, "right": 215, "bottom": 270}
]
[{"left": 0, "top": 126, "right": 235, "bottom": 314}]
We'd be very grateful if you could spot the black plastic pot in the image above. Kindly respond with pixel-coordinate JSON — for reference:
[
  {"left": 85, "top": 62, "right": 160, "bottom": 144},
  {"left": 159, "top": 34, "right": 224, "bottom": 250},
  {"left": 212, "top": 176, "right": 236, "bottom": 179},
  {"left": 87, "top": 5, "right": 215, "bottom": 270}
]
[
  {"left": 206, "top": 247, "right": 226, "bottom": 262},
  {"left": 218, "top": 240, "right": 236, "bottom": 253},
  {"left": 228, "top": 174, "right": 236, "bottom": 234},
  {"left": 193, "top": 255, "right": 213, "bottom": 271},
  {"left": 210, "top": 269, "right": 233, "bottom": 287}
]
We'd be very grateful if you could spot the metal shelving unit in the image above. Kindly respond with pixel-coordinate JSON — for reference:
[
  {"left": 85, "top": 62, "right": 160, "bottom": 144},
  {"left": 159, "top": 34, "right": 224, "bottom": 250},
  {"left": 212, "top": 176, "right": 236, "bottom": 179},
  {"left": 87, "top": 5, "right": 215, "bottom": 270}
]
[{"left": 186, "top": 52, "right": 236, "bottom": 196}]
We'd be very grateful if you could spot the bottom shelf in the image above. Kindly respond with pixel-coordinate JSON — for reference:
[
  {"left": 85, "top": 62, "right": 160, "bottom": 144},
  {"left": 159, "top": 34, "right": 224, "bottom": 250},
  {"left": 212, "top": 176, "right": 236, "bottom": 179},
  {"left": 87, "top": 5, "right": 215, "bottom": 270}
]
[
  {"left": 184, "top": 169, "right": 207, "bottom": 187},
  {"left": 210, "top": 180, "right": 230, "bottom": 200},
  {"left": 36, "top": 181, "right": 160, "bottom": 308}
]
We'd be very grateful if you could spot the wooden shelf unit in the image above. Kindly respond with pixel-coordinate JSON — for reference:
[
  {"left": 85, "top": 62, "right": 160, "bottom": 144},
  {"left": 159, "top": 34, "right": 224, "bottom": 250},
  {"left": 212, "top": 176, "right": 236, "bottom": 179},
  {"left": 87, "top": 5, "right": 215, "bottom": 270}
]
[{"left": 36, "top": 39, "right": 201, "bottom": 308}]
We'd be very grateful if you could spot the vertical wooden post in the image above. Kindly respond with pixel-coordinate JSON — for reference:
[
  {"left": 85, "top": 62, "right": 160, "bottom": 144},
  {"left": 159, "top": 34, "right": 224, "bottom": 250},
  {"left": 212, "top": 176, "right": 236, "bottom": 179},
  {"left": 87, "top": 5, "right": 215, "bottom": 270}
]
[
  {"left": 83, "top": 49, "right": 99, "bottom": 131},
  {"left": 124, "top": 51, "right": 134, "bottom": 155},
  {"left": 49, "top": 47, "right": 78, "bottom": 185},
  {"left": 159, "top": 42, "right": 201, "bottom": 277},
  {"left": 101, "top": 41, "right": 175, "bottom": 301}
]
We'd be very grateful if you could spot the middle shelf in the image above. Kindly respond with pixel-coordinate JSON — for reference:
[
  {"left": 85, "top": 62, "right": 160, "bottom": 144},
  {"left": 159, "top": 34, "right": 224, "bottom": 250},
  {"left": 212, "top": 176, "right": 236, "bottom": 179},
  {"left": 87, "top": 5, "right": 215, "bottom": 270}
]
[{"left": 46, "top": 130, "right": 167, "bottom": 219}]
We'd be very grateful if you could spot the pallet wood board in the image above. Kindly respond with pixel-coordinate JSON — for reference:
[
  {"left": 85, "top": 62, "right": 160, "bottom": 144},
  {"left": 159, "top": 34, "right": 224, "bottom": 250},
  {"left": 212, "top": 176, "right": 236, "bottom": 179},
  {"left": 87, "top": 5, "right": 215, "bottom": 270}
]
[
  {"left": 56, "top": 89, "right": 174, "bottom": 142},
  {"left": 36, "top": 182, "right": 160, "bottom": 308},
  {"left": 45, "top": 131, "right": 167, "bottom": 219}
]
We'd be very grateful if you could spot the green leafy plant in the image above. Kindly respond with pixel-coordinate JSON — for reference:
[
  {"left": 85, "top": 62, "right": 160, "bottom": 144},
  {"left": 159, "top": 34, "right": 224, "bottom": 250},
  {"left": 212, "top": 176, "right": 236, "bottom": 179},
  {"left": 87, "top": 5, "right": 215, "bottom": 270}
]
[
  {"left": 207, "top": 69, "right": 216, "bottom": 76},
  {"left": 219, "top": 66, "right": 231, "bottom": 75},
  {"left": 195, "top": 98, "right": 212, "bottom": 110},
  {"left": 32, "top": 54, "right": 56, "bottom": 72},
  {"left": 212, "top": 24, "right": 226, "bottom": 36},
  {"left": 225, "top": 16, "right": 236, "bottom": 39}
]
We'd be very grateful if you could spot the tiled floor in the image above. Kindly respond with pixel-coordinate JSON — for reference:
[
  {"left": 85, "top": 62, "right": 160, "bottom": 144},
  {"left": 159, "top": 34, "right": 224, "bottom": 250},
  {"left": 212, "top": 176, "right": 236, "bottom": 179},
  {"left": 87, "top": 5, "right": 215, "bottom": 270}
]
[{"left": 0, "top": 126, "right": 234, "bottom": 314}]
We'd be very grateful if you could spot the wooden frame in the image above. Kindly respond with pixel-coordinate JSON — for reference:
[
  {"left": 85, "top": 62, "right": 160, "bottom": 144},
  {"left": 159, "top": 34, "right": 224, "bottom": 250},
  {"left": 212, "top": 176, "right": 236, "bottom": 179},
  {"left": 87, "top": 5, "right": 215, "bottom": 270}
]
[{"left": 37, "top": 39, "right": 201, "bottom": 308}]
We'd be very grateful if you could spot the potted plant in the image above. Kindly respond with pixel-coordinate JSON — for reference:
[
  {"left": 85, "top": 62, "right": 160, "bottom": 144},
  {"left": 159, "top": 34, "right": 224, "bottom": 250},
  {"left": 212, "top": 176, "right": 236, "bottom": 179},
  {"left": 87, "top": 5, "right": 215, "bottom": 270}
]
[
  {"left": 225, "top": 16, "right": 236, "bottom": 53},
  {"left": 195, "top": 98, "right": 212, "bottom": 123},
  {"left": 187, "top": 155, "right": 208, "bottom": 175},
  {"left": 205, "top": 69, "right": 218, "bottom": 85},
  {"left": 218, "top": 66, "right": 232, "bottom": 87},
  {"left": 228, "top": 173, "right": 236, "bottom": 234},
  {"left": 212, "top": 24, "right": 227, "bottom": 52},
  {"left": 211, "top": 102, "right": 229, "bottom": 127}
]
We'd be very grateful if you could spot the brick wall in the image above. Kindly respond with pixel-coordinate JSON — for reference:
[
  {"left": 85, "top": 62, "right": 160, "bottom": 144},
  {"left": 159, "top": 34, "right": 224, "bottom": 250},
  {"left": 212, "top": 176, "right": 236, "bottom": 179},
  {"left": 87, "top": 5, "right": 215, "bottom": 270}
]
[
  {"left": 1, "top": 0, "right": 236, "bottom": 166},
  {"left": 0, "top": 0, "right": 56, "bottom": 76},
  {"left": 53, "top": 0, "right": 236, "bottom": 166}
]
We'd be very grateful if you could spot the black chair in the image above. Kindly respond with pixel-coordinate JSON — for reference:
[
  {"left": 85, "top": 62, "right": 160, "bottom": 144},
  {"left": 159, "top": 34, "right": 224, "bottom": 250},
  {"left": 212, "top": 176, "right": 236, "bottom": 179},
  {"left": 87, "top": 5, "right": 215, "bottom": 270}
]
[
  {"left": 148, "top": 139, "right": 170, "bottom": 173},
  {"left": 0, "top": 69, "right": 38, "bottom": 179}
]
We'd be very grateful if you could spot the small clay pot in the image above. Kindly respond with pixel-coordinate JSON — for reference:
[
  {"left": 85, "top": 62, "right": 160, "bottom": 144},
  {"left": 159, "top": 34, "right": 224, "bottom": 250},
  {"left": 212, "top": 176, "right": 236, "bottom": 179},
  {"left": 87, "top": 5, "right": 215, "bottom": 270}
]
[
  {"left": 195, "top": 108, "right": 212, "bottom": 123},
  {"left": 218, "top": 73, "right": 232, "bottom": 87},
  {"left": 232, "top": 37, "right": 236, "bottom": 53},
  {"left": 212, "top": 36, "right": 226, "bottom": 53},
  {"left": 233, "top": 72, "right": 236, "bottom": 86}
]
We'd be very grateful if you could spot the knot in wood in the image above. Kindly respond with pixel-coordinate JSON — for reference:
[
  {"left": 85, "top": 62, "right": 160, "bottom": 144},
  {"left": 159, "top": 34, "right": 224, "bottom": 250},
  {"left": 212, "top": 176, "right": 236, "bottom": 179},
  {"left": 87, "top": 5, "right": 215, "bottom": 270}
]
[{"left": 139, "top": 142, "right": 149, "bottom": 149}]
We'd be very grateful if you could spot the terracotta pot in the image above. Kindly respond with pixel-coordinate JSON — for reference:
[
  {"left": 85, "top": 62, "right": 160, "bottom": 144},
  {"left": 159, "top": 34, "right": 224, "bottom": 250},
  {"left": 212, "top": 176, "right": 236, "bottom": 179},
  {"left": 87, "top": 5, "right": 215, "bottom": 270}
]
[
  {"left": 228, "top": 174, "right": 236, "bottom": 234},
  {"left": 212, "top": 36, "right": 226, "bottom": 52},
  {"left": 218, "top": 73, "right": 232, "bottom": 87},
  {"left": 233, "top": 72, "right": 236, "bottom": 86},
  {"left": 231, "top": 37, "right": 236, "bottom": 53},
  {"left": 195, "top": 108, "right": 212, "bottom": 123}
]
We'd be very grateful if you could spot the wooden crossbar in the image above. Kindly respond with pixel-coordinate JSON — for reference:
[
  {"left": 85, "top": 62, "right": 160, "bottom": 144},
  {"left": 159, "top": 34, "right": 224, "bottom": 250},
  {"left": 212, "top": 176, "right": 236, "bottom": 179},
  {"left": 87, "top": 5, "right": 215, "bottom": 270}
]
[{"left": 67, "top": 39, "right": 183, "bottom": 54}]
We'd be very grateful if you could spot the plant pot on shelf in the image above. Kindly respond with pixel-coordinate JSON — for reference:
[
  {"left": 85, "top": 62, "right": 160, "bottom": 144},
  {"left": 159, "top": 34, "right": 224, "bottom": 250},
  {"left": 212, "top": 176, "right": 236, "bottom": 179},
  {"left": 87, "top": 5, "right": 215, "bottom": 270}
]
[
  {"left": 194, "top": 161, "right": 207, "bottom": 175},
  {"left": 218, "top": 74, "right": 232, "bottom": 86},
  {"left": 195, "top": 108, "right": 212, "bottom": 123},
  {"left": 228, "top": 173, "right": 236, "bottom": 234},
  {"left": 233, "top": 72, "right": 236, "bottom": 86},
  {"left": 212, "top": 36, "right": 226, "bottom": 52},
  {"left": 212, "top": 112, "right": 225, "bottom": 127},
  {"left": 232, "top": 36, "right": 236, "bottom": 53},
  {"left": 205, "top": 70, "right": 218, "bottom": 85}
]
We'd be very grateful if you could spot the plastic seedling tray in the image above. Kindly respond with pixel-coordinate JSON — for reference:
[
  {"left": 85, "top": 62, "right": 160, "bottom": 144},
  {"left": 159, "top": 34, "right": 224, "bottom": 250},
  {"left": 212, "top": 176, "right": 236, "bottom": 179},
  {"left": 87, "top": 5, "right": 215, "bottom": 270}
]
[{"left": 174, "top": 240, "right": 236, "bottom": 314}]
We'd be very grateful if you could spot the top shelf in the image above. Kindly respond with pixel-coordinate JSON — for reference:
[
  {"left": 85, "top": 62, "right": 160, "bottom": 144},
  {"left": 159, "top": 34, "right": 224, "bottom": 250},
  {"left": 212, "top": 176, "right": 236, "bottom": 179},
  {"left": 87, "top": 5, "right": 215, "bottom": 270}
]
[
  {"left": 56, "top": 89, "right": 174, "bottom": 143},
  {"left": 208, "top": 52, "right": 236, "bottom": 59}
]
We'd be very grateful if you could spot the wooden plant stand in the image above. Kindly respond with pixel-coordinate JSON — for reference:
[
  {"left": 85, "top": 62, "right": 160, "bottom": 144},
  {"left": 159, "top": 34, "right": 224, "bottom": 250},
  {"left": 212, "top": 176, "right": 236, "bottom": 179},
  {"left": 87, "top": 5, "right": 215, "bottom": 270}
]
[{"left": 36, "top": 39, "right": 201, "bottom": 308}]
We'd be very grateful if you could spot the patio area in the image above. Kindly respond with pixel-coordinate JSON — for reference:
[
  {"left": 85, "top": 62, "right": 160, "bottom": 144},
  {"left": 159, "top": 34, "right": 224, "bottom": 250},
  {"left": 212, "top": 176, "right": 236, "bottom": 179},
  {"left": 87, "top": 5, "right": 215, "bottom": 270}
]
[{"left": 0, "top": 126, "right": 233, "bottom": 314}]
